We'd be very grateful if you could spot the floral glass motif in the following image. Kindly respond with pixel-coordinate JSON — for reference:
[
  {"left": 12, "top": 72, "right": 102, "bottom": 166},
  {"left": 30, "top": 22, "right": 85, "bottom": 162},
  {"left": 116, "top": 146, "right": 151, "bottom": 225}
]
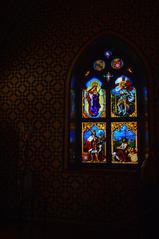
[
  {"left": 111, "top": 58, "right": 123, "bottom": 70},
  {"left": 82, "top": 122, "right": 106, "bottom": 163},
  {"left": 93, "top": 59, "right": 105, "bottom": 71},
  {"left": 111, "top": 75, "right": 137, "bottom": 117},
  {"left": 82, "top": 78, "right": 106, "bottom": 118},
  {"left": 111, "top": 122, "right": 138, "bottom": 164}
]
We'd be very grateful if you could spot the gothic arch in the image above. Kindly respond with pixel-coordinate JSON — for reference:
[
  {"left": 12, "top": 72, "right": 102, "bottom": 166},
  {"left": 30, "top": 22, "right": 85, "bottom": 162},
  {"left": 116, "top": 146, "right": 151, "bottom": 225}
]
[{"left": 65, "top": 33, "right": 152, "bottom": 170}]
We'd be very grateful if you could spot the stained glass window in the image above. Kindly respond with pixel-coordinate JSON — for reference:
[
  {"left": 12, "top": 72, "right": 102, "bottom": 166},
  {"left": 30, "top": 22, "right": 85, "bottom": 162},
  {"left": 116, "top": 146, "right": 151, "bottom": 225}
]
[{"left": 68, "top": 36, "right": 149, "bottom": 168}]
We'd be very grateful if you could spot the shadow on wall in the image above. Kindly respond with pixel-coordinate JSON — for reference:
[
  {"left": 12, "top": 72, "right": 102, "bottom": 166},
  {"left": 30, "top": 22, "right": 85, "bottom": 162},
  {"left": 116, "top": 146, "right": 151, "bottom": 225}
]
[
  {"left": 139, "top": 149, "right": 159, "bottom": 239},
  {"left": 0, "top": 120, "right": 19, "bottom": 222}
]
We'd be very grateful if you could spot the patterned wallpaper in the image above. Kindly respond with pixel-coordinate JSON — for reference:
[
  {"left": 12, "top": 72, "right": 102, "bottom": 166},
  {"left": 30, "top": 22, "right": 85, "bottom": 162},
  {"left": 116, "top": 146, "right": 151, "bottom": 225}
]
[{"left": 0, "top": 0, "right": 158, "bottom": 225}]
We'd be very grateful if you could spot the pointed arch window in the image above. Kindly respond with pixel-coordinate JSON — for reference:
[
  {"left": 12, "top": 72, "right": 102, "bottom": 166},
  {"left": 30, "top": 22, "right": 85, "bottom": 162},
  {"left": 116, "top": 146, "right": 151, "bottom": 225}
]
[{"left": 66, "top": 36, "right": 149, "bottom": 169}]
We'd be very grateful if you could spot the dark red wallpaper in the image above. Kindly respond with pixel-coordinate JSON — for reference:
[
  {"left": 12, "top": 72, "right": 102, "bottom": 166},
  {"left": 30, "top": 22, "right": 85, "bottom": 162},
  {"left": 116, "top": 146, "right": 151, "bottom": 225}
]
[{"left": 0, "top": 0, "right": 158, "bottom": 231}]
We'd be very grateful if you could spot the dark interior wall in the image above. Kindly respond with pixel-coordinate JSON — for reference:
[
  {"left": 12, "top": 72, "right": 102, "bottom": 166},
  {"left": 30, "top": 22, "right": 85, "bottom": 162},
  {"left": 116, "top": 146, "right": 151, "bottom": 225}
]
[{"left": 0, "top": 0, "right": 158, "bottom": 229}]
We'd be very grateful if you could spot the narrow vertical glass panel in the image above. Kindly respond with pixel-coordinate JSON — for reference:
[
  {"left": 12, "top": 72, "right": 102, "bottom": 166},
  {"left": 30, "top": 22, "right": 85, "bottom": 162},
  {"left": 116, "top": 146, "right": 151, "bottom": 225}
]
[
  {"left": 69, "top": 123, "right": 76, "bottom": 164},
  {"left": 143, "top": 87, "right": 148, "bottom": 117},
  {"left": 82, "top": 78, "right": 106, "bottom": 118},
  {"left": 144, "top": 121, "right": 150, "bottom": 160},
  {"left": 70, "top": 77, "right": 76, "bottom": 119},
  {"left": 69, "top": 78, "right": 77, "bottom": 165},
  {"left": 111, "top": 75, "right": 137, "bottom": 117},
  {"left": 82, "top": 122, "right": 106, "bottom": 163},
  {"left": 111, "top": 122, "right": 138, "bottom": 164},
  {"left": 70, "top": 89, "right": 76, "bottom": 118}
]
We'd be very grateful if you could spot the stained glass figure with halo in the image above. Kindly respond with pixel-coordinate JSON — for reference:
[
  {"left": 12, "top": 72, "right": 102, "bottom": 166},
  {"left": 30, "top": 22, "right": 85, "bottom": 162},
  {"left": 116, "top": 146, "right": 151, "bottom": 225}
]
[{"left": 82, "top": 78, "right": 106, "bottom": 118}]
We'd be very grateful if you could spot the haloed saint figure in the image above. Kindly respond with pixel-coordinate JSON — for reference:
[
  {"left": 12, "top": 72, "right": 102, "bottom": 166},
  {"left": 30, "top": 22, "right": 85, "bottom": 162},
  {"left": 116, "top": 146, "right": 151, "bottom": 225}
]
[
  {"left": 82, "top": 78, "right": 106, "bottom": 118},
  {"left": 86, "top": 84, "right": 100, "bottom": 117}
]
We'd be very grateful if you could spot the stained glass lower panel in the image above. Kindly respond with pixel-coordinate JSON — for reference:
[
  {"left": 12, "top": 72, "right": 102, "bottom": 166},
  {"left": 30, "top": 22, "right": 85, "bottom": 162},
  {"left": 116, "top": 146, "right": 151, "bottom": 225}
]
[
  {"left": 111, "top": 122, "right": 138, "bottom": 164},
  {"left": 82, "top": 122, "right": 106, "bottom": 163}
]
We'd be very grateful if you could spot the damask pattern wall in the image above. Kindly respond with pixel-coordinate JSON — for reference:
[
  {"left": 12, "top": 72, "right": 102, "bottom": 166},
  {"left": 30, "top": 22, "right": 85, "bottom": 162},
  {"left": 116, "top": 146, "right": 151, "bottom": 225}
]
[{"left": 0, "top": 0, "right": 158, "bottom": 226}]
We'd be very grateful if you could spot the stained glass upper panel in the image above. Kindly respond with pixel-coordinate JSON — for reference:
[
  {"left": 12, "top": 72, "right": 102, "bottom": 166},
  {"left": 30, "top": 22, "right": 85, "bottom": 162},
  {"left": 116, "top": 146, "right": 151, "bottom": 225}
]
[
  {"left": 111, "top": 75, "right": 137, "bottom": 117},
  {"left": 82, "top": 78, "right": 106, "bottom": 118}
]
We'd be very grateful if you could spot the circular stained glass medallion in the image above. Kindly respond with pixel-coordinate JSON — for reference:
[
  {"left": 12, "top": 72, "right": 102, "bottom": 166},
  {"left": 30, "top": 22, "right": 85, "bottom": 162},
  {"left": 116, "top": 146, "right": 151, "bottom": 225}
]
[
  {"left": 111, "top": 58, "right": 123, "bottom": 70},
  {"left": 93, "top": 59, "right": 105, "bottom": 71}
]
